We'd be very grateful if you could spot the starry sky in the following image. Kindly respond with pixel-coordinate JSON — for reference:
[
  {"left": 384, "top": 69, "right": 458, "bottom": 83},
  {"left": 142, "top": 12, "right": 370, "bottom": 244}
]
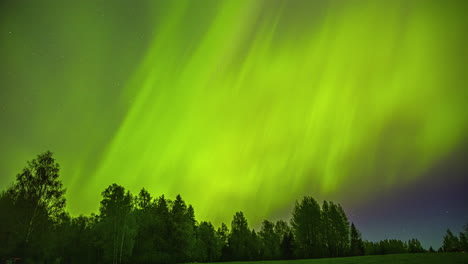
[{"left": 0, "top": 0, "right": 467, "bottom": 249}]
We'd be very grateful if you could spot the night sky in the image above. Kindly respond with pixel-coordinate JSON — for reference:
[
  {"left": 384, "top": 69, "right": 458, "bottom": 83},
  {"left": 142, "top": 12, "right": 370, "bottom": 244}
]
[{"left": 1, "top": 0, "right": 467, "bottom": 249}]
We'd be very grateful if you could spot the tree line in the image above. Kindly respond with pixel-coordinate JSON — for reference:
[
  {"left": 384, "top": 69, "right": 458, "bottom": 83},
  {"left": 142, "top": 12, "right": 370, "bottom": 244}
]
[
  {"left": 0, "top": 151, "right": 460, "bottom": 264},
  {"left": 441, "top": 225, "right": 468, "bottom": 253}
]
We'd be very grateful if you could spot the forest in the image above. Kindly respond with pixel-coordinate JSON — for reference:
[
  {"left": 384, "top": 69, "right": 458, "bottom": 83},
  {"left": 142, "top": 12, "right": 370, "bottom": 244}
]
[{"left": 0, "top": 151, "right": 466, "bottom": 264}]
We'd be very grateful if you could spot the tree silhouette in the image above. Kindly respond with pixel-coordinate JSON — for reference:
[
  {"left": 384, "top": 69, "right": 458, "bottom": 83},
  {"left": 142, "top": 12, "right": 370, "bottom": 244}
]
[
  {"left": 132, "top": 188, "right": 158, "bottom": 263},
  {"left": 280, "top": 231, "right": 295, "bottom": 259},
  {"left": 350, "top": 223, "right": 365, "bottom": 256},
  {"left": 274, "top": 220, "right": 291, "bottom": 242},
  {"left": 408, "top": 238, "right": 425, "bottom": 253},
  {"left": 195, "top": 221, "right": 222, "bottom": 262},
  {"left": 1, "top": 151, "right": 460, "bottom": 263},
  {"left": 0, "top": 151, "right": 66, "bottom": 261},
  {"left": 460, "top": 222, "right": 468, "bottom": 252},
  {"left": 98, "top": 184, "right": 136, "bottom": 264},
  {"left": 443, "top": 229, "right": 460, "bottom": 252},
  {"left": 321, "top": 201, "right": 332, "bottom": 256},
  {"left": 248, "top": 229, "right": 261, "bottom": 260},
  {"left": 259, "top": 220, "right": 280, "bottom": 260},
  {"left": 136, "top": 188, "right": 152, "bottom": 211},
  {"left": 363, "top": 239, "right": 409, "bottom": 255},
  {"left": 228, "top": 212, "right": 251, "bottom": 260},
  {"left": 0, "top": 191, "right": 23, "bottom": 258},
  {"left": 55, "top": 214, "right": 99, "bottom": 263},
  {"left": 335, "top": 204, "right": 350, "bottom": 256},
  {"left": 169, "top": 194, "right": 196, "bottom": 263},
  {"left": 291, "top": 196, "right": 322, "bottom": 258},
  {"left": 217, "top": 222, "right": 230, "bottom": 261},
  {"left": 7, "top": 151, "right": 66, "bottom": 243}
]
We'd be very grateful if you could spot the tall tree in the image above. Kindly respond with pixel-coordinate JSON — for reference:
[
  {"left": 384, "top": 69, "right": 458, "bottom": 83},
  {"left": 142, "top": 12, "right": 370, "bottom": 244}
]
[
  {"left": 152, "top": 195, "right": 172, "bottom": 263},
  {"left": 195, "top": 221, "right": 221, "bottom": 262},
  {"left": 217, "top": 222, "right": 230, "bottom": 261},
  {"left": 7, "top": 151, "right": 66, "bottom": 243},
  {"left": 443, "top": 229, "right": 460, "bottom": 252},
  {"left": 135, "top": 188, "right": 153, "bottom": 211},
  {"left": 0, "top": 191, "right": 24, "bottom": 258},
  {"left": 459, "top": 222, "right": 468, "bottom": 252},
  {"left": 228, "top": 211, "right": 251, "bottom": 260},
  {"left": 259, "top": 220, "right": 280, "bottom": 260},
  {"left": 186, "top": 204, "right": 198, "bottom": 261},
  {"left": 132, "top": 188, "right": 157, "bottom": 264},
  {"left": 56, "top": 214, "right": 99, "bottom": 263},
  {"left": 350, "top": 223, "right": 365, "bottom": 256},
  {"left": 169, "top": 194, "right": 196, "bottom": 263},
  {"left": 291, "top": 196, "right": 322, "bottom": 258},
  {"left": 320, "top": 201, "right": 350, "bottom": 257},
  {"left": 460, "top": 232, "right": 468, "bottom": 253},
  {"left": 321, "top": 201, "right": 332, "bottom": 257},
  {"left": 274, "top": 220, "right": 293, "bottom": 259},
  {"left": 248, "top": 229, "right": 261, "bottom": 260},
  {"left": 274, "top": 220, "right": 291, "bottom": 242},
  {"left": 334, "top": 203, "right": 350, "bottom": 256},
  {"left": 280, "top": 231, "right": 295, "bottom": 260},
  {"left": 98, "top": 184, "right": 136, "bottom": 264}
]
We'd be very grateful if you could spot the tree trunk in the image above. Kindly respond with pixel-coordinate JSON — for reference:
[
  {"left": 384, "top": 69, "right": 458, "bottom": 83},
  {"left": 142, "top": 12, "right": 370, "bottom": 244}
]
[{"left": 119, "top": 224, "right": 126, "bottom": 264}]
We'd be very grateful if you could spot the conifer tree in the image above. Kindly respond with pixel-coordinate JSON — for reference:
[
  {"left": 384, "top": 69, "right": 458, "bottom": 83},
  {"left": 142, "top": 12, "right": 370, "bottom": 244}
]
[
  {"left": 291, "top": 196, "right": 322, "bottom": 258},
  {"left": 350, "top": 223, "right": 365, "bottom": 256},
  {"left": 443, "top": 229, "right": 460, "bottom": 252}
]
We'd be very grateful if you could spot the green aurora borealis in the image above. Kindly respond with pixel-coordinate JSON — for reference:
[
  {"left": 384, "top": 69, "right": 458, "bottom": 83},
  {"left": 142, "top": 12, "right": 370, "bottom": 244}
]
[{"left": 0, "top": 0, "right": 467, "bottom": 229}]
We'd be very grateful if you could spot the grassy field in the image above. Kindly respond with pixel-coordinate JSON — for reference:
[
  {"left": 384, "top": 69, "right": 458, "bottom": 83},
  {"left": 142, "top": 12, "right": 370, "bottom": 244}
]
[{"left": 209, "top": 253, "right": 467, "bottom": 264}]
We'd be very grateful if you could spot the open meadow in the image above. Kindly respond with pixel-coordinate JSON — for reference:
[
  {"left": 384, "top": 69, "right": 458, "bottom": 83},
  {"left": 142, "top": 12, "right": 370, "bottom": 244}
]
[{"left": 209, "top": 253, "right": 467, "bottom": 264}]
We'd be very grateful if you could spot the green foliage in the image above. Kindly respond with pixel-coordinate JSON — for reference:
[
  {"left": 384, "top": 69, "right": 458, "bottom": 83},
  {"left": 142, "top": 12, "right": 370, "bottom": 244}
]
[
  {"left": 280, "top": 231, "right": 296, "bottom": 260},
  {"left": 195, "top": 221, "right": 222, "bottom": 262},
  {"left": 169, "top": 194, "right": 196, "bottom": 262},
  {"left": 407, "top": 238, "right": 425, "bottom": 253},
  {"left": 135, "top": 188, "right": 152, "bottom": 211},
  {"left": 459, "top": 222, "right": 468, "bottom": 252},
  {"left": 217, "top": 222, "right": 230, "bottom": 261},
  {"left": 132, "top": 189, "right": 159, "bottom": 263},
  {"left": 443, "top": 229, "right": 460, "bottom": 252},
  {"left": 8, "top": 151, "right": 66, "bottom": 221},
  {"left": 229, "top": 212, "right": 252, "bottom": 260},
  {"left": 259, "top": 220, "right": 280, "bottom": 260},
  {"left": 291, "top": 197, "right": 350, "bottom": 258},
  {"left": 364, "top": 239, "right": 408, "bottom": 255},
  {"left": 2, "top": 151, "right": 465, "bottom": 263},
  {"left": 334, "top": 204, "right": 350, "bottom": 256},
  {"left": 0, "top": 191, "right": 22, "bottom": 257},
  {"left": 98, "top": 184, "right": 136, "bottom": 264},
  {"left": 55, "top": 214, "right": 100, "bottom": 263},
  {"left": 350, "top": 223, "right": 365, "bottom": 256},
  {"left": 291, "top": 196, "right": 322, "bottom": 258},
  {"left": 274, "top": 220, "right": 291, "bottom": 242},
  {"left": 459, "top": 232, "right": 467, "bottom": 252},
  {"left": 249, "top": 229, "right": 261, "bottom": 260},
  {"left": 325, "top": 202, "right": 350, "bottom": 257},
  {"left": 0, "top": 151, "right": 66, "bottom": 262},
  {"left": 439, "top": 223, "right": 468, "bottom": 254}
]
